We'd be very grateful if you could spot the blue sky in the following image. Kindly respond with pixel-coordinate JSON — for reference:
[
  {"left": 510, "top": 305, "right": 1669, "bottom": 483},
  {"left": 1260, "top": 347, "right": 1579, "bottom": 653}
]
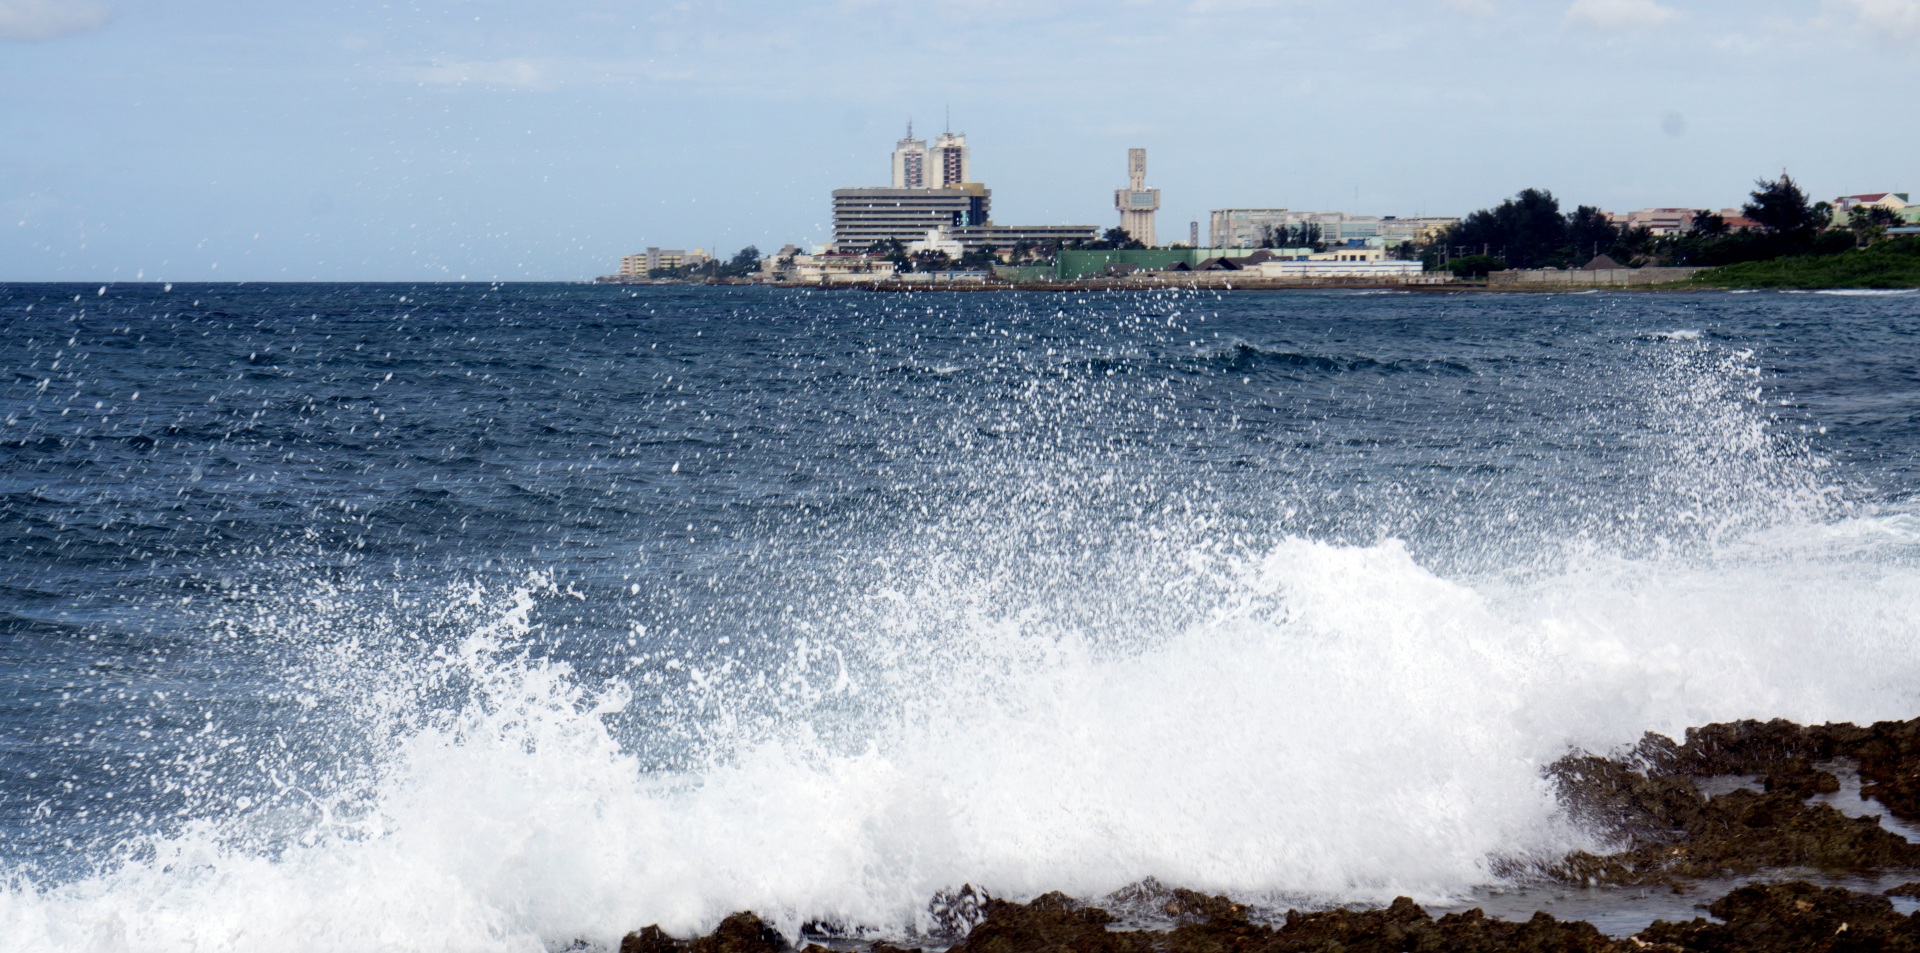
[{"left": 3, "top": 0, "right": 1916, "bottom": 280}]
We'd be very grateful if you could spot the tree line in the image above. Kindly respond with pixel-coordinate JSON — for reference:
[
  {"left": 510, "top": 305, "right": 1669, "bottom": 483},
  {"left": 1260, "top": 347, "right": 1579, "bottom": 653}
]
[{"left": 1425, "top": 174, "right": 1901, "bottom": 276}]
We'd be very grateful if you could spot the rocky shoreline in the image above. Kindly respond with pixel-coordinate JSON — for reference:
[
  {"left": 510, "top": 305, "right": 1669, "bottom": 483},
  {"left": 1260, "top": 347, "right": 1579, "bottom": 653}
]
[{"left": 618, "top": 716, "right": 1920, "bottom": 953}]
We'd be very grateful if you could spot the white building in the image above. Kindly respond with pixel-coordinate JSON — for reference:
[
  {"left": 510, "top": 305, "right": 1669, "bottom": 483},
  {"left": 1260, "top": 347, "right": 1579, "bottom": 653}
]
[
  {"left": 1209, "top": 209, "right": 1449, "bottom": 248},
  {"left": 930, "top": 131, "right": 970, "bottom": 189},
  {"left": 1251, "top": 246, "right": 1424, "bottom": 279},
  {"left": 619, "top": 247, "right": 710, "bottom": 278},
  {"left": 907, "top": 226, "right": 965, "bottom": 258},
  {"left": 891, "top": 125, "right": 928, "bottom": 189},
  {"left": 1114, "top": 148, "right": 1160, "bottom": 246},
  {"left": 760, "top": 251, "right": 897, "bottom": 285}
]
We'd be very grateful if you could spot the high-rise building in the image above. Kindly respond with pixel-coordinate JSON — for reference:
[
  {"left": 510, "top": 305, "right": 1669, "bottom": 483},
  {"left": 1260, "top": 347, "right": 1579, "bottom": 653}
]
[
  {"left": 931, "top": 131, "right": 970, "bottom": 188},
  {"left": 830, "top": 127, "right": 1095, "bottom": 253},
  {"left": 1114, "top": 148, "right": 1160, "bottom": 246},
  {"left": 891, "top": 123, "right": 928, "bottom": 189}
]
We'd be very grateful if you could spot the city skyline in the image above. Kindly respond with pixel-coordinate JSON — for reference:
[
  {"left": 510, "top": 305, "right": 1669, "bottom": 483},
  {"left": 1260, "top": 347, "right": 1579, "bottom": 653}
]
[{"left": 3, "top": 0, "right": 1918, "bottom": 281}]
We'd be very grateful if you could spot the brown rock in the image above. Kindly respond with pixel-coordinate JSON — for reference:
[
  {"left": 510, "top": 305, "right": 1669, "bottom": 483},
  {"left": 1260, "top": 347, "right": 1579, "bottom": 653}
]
[
  {"left": 1637, "top": 881, "right": 1920, "bottom": 952},
  {"left": 689, "top": 913, "right": 791, "bottom": 953},
  {"left": 945, "top": 892, "right": 1147, "bottom": 953},
  {"left": 622, "top": 925, "right": 685, "bottom": 953},
  {"left": 1760, "top": 759, "right": 1841, "bottom": 798}
]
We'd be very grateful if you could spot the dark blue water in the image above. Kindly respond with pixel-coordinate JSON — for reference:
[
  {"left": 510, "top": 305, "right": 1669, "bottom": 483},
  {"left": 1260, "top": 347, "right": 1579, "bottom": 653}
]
[{"left": 2, "top": 283, "right": 1918, "bottom": 951}]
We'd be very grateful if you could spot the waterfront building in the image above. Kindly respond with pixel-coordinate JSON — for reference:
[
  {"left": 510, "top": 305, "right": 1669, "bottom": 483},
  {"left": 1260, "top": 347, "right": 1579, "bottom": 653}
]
[
  {"left": 619, "top": 247, "right": 710, "bottom": 278},
  {"left": 831, "top": 185, "right": 991, "bottom": 251},
  {"left": 952, "top": 223, "right": 1098, "bottom": 250},
  {"left": 1114, "top": 148, "right": 1160, "bottom": 247},
  {"left": 1209, "top": 209, "right": 1455, "bottom": 248},
  {"left": 760, "top": 251, "right": 897, "bottom": 285},
  {"left": 891, "top": 125, "right": 929, "bottom": 189}
]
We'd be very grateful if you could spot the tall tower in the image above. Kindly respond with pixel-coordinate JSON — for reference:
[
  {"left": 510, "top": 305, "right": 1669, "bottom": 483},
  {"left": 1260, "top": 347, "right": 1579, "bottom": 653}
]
[
  {"left": 931, "top": 131, "right": 970, "bottom": 188},
  {"left": 890, "top": 122, "right": 928, "bottom": 189},
  {"left": 1114, "top": 147, "right": 1160, "bottom": 246}
]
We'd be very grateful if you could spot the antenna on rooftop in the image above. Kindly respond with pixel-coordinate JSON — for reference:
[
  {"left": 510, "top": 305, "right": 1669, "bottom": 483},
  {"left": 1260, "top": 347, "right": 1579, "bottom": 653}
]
[{"left": 945, "top": 104, "right": 950, "bottom": 133}]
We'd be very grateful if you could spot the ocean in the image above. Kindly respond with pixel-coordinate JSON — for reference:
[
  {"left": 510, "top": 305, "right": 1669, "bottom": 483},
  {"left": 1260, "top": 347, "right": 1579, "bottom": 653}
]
[{"left": 2, "top": 282, "right": 1919, "bottom": 951}]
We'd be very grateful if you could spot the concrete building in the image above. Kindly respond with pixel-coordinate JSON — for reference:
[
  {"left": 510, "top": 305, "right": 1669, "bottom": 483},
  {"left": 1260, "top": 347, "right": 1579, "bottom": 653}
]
[
  {"left": 1208, "top": 209, "right": 1451, "bottom": 249},
  {"left": 952, "top": 223, "right": 1098, "bottom": 250},
  {"left": 831, "top": 185, "right": 991, "bottom": 251},
  {"left": 1613, "top": 208, "right": 1699, "bottom": 236},
  {"left": 891, "top": 125, "right": 929, "bottom": 189},
  {"left": 908, "top": 227, "right": 966, "bottom": 258},
  {"left": 1114, "top": 148, "right": 1160, "bottom": 246},
  {"left": 930, "top": 132, "right": 970, "bottom": 189},
  {"left": 1376, "top": 216, "right": 1459, "bottom": 244},
  {"left": 620, "top": 247, "right": 710, "bottom": 278},
  {"left": 1834, "top": 192, "right": 1910, "bottom": 215},
  {"left": 760, "top": 250, "right": 896, "bottom": 285}
]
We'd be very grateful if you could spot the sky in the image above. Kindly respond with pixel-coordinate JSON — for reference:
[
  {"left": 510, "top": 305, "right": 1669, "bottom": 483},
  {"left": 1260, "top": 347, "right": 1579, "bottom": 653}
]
[{"left": 2, "top": 0, "right": 1917, "bottom": 281}]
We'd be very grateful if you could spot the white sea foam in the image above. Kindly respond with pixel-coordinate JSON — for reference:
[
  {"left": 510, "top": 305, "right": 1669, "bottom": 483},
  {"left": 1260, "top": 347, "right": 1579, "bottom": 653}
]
[
  {"left": 6, "top": 516, "right": 1920, "bottom": 952},
  {"left": 1649, "top": 329, "right": 1701, "bottom": 341}
]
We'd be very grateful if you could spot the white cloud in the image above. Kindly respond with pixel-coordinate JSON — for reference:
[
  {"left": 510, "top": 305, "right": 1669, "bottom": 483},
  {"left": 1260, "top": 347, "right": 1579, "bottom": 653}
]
[
  {"left": 0, "top": 0, "right": 109, "bottom": 41},
  {"left": 1830, "top": 0, "right": 1920, "bottom": 45},
  {"left": 1565, "top": 0, "right": 1679, "bottom": 31},
  {"left": 1447, "top": 0, "right": 1496, "bottom": 16},
  {"left": 401, "top": 57, "right": 553, "bottom": 90}
]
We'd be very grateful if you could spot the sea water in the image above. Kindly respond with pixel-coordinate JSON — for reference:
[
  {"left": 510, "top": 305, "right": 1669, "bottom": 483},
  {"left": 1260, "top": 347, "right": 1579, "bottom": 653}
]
[{"left": 1, "top": 283, "right": 1918, "bottom": 951}]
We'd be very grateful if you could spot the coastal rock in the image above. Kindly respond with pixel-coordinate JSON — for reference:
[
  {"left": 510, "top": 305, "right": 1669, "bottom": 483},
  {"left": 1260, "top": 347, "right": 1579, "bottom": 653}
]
[
  {"left": 620, "top": 913, "right": 790, "bottom": 953},
  {"left": 1760, "top": 760, "right": 1840, "bottom": 798},
  {"left": 1643, "top": 716, "right": 1920, "bottom": 822},
  {"left": 939, "top": 890, "right": 1630, "bottom": 953},
  {"left": 1552, "top": 716, "right": 1920, "bottom": 884},
  {"left": 621, "top": 926, "right": 684, "bottom": 953},
  {"left": 1552, "top": 786, "right": 1920, "bottom": 883},
  {"left": 1637, "top": 881, "right": 1920, "bottom": 952},
  {"left": 944, "top": 892, "right": 1142, "bottom": 953}
]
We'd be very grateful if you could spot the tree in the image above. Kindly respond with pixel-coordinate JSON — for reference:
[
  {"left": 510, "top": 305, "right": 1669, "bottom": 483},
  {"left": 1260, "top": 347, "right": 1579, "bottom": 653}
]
[
  {"left": 1100, "top": 227, "right": 1146, "bottom": 250},
  {"left": 1742, "top": 173, "right": 1818, "bottom": 236},
  {"left": 1565, "top": 205, "right": 1623, "bottom": 263},
  {"left": 1848, "top": 205, "right": 1900, "bottom": 246},
  {"left": 1692, "top": 210, "right": 1730, "bottom": 237},
  {"left": 719, "top": 245, "right": 762, "bottom": 278},
  {"left": 1447, "top": 188, "right": 1568, "bottom": 269}
]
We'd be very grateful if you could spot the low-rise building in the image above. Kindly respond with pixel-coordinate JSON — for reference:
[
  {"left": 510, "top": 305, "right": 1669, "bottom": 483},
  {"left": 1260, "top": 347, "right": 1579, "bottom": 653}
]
[
  {"left": 760, "top": 251, "right": 897, "bottom": 285},
  {"left": 1209, "top": 209, "right": 1452, "bottom": 248},
  {"left": 907, "top": 227, "right": 965, "bottom": 258},
  {"left": 619, "top": 247, "right": 711, "bottom": 278},
  {"left": 1613, "top": 208, "right": 1698, "bottom": 236},
  {"left": 1834, "top": 193, "right": 1910, "bottom": 215},
  {"left": 951, "top": 223, "right": 1099, "bottom": 250}
]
